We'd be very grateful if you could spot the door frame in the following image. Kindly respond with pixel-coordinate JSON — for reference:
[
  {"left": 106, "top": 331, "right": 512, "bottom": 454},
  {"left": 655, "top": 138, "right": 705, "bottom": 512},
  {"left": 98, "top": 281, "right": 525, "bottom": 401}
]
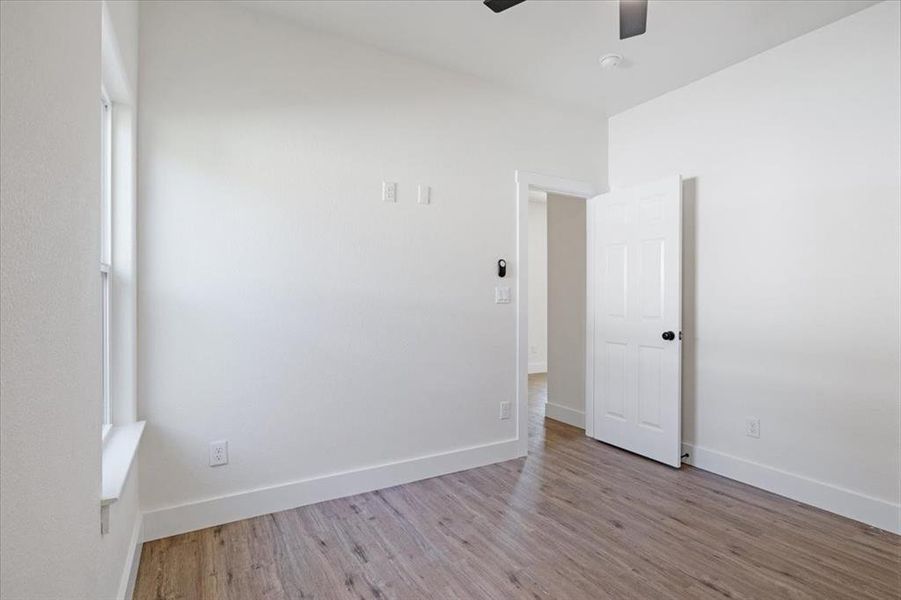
[{"left": 514, "top": 171, "right": 599, "bottom": 456}]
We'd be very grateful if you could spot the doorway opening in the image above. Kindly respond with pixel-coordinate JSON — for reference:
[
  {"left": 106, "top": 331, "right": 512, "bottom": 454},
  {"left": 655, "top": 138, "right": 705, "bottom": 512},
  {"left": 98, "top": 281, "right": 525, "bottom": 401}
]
[
  {"left": 527, "top": 189, "right": 588, "bottom": 431},
  {"left": 514, "top": 172, "right": 597, "bottom": 455}
]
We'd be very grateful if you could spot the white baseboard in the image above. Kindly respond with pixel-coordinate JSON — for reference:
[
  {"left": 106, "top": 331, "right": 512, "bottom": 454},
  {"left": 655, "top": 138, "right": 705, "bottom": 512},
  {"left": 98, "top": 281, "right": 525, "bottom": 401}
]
[
  {"left": 682, "top": 443, "right": 900, "bottom": 534},
  {"left": 528, "top": 361, "right": 547, "bottom": 374},
  {"left": 143, "top": 438, "right": 522, "bottom": 541},
  {"left": 118, "top": 514, "right": 143, "bottom": 600},
  {"left": 545, "top": 402, "right": 585, "bottom": 429}
]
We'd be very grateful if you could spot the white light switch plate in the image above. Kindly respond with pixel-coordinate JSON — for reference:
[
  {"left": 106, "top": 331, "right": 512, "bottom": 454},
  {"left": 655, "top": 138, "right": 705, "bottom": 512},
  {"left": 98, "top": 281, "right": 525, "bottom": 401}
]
[
  {"left": 418, "top": 185, "right": 430, "bottom": 205},
  {"left": 383, "top": 181, "right": 397, "bottom": 203},
  {"left": 495, "top": 286, "right": 511, "bottom": 304},
  {"left": 499, "top": 401, "right": 511, "bottom": 420}
]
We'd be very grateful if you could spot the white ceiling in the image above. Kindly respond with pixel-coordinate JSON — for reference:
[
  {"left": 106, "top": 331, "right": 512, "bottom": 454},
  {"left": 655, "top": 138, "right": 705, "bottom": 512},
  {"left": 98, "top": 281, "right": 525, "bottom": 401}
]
[{"left": 234, "top": 0, "right": 877, "bottom": 115}]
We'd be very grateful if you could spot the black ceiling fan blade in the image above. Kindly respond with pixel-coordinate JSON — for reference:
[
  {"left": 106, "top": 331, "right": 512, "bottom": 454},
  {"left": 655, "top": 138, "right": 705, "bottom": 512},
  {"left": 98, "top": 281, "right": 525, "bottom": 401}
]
[
  {"left": 620, "top": 0, "right": 648, "bottom": 39},
  {"left": 484, "top": 0, "right": 527, "bottom": 14}
]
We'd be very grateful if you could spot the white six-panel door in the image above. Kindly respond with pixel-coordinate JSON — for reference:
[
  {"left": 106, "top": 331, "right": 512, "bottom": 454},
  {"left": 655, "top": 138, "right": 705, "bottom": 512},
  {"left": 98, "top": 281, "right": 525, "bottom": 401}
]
[{"left": 586, "top": 175, "right": 682, "bottom": 467}]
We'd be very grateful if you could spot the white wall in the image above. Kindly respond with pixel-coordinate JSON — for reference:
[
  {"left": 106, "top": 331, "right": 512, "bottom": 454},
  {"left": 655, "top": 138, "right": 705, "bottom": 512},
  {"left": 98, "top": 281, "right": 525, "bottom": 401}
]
[
  {"left": 528, "top": 196, "right": 548, "bottom": 373},
  {"left": 138, "top": 1, "right": 605, "bottom": 537},
  {"left": 105, "top": 0, "right": 138, "bottom": 98},
  {"left": 546, "top": 193, "right": 587, "bottom": 428},
  {"left": 609, "top": 1, "right": 900, "bottom": 531},
  {"left": 0, "top": 2, "right": 103, "bottom": 598}
]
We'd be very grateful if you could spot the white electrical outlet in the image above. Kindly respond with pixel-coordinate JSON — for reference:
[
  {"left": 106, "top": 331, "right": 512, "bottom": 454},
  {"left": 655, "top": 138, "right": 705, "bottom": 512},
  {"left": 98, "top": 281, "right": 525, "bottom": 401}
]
[
  {"left": 745, "top": 418, "right": 760, "bottom": 439},
  {"left": 382, "top": 181, "right": 397, "bottom": 203},
  {"left": 499, "top": 401, "right": 512, "bottom": 420},
  {"left": 495, "top": 286, "right": 511, "bottom": 304},
  {"left": 209, "top": 440, "right": 228, "bottom": 466}
]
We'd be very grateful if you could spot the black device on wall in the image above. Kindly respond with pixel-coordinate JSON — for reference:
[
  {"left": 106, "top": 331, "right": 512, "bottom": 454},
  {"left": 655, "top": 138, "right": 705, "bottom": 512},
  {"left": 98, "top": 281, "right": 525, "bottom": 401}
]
[{"left": 498, "top": 259, "right": 507, "bottom": 277}]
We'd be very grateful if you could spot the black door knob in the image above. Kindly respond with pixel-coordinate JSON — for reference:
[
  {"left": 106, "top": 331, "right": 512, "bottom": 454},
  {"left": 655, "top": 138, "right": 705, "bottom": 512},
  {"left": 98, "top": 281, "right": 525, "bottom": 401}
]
[{"left": 662, "top": 331, "right": 675, "bottom": 341}]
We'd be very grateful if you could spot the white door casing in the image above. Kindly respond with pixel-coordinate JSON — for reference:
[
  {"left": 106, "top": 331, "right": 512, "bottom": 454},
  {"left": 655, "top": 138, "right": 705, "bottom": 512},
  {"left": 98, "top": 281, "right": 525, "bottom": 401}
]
[{"left": 586, "top": 175, "right": 682, "bottom": 467}]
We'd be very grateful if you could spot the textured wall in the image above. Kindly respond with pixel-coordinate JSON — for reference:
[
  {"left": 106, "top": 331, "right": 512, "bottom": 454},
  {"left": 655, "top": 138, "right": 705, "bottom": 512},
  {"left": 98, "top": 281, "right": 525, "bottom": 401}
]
[
  {"left": 547, "top": 193, "right": 587, "bottom": 426},
  {"left": 1, "top": 2, "right": 103, "bottom": 597}
]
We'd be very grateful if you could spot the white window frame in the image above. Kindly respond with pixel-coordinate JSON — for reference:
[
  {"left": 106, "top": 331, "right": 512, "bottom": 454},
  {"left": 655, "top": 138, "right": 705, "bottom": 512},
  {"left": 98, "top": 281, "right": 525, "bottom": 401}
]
[{"left": 101, "top": 91, "right": 112, "bottom": 441}]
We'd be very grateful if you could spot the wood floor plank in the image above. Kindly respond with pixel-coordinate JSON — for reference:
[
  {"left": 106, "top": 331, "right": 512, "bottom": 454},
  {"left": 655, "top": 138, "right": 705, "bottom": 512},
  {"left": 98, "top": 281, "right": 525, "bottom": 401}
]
[{"left": 135, "top": 374, "right": 900, "bottom": 600}]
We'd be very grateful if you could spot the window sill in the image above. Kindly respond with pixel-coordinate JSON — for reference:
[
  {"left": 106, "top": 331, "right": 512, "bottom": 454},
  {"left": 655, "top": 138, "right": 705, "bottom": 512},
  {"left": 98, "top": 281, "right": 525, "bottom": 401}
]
[
  {"left": 101, "top": 421, "right": 145, "bottom": 507},
  {"left": 101, "top": 423, "right": 113, "bottom": 444}
]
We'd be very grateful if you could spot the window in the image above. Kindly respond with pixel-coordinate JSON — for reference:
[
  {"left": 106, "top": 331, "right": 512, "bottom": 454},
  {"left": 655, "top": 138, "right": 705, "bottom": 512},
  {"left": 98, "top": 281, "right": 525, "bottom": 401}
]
[{"left": 101, "top": 92, "right": 112, "bottom": 439}]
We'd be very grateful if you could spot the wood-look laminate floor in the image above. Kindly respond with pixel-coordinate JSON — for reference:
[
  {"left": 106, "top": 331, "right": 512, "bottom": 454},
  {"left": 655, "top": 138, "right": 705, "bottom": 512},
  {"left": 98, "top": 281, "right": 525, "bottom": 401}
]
[{"left": 135, "top": 373, "right": 900, "bottom": 599}]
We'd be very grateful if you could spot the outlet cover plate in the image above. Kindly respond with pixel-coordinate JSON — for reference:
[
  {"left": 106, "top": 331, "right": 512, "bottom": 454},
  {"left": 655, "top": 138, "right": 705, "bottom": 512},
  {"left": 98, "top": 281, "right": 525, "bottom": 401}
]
[
  {"left": 745, "top": 418, "right": 760, "bottom": 439},
  {"left": 209, "top": 440, "right": 229, "bottom": 466},
  {"left": 383, "top": 181, "right": 397, "bottom": 203}
]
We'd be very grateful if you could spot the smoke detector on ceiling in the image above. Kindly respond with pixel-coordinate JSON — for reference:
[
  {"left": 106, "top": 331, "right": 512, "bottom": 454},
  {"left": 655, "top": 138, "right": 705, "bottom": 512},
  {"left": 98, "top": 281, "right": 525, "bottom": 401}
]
[{"left": 598, "top": 53, "right": 624, "bottom": 69}]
